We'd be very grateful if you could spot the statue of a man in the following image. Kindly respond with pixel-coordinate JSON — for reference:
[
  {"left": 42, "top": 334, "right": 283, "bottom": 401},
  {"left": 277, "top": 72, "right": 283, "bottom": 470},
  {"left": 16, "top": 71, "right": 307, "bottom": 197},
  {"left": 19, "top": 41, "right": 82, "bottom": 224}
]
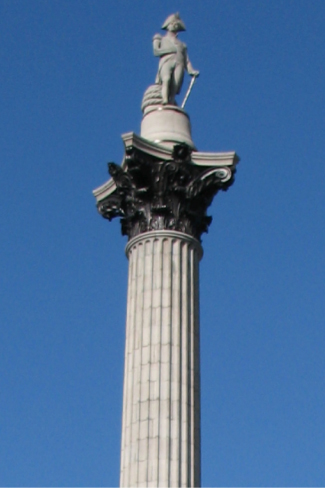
[{"left": 153, "top": 13, "right": 199, "bottom": 105}]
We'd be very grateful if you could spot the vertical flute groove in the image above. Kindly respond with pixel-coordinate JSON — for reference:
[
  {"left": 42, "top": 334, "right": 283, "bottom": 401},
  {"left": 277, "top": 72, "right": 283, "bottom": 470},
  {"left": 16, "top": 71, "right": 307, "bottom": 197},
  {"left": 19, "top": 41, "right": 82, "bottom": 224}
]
[
  {"left": 148, "top": 238, "right": 161, "bottom": 485},
  {"left": 181, "top": 242, "right": 188, "bottom": 486},
  {"left": 134, "top": 241, "right": 146, "bottom": 485},
  {"left": 157, "top": 238, "right": 164, "bottom": 486},
  {"left": 124, "top": 244, "right": 139, "bottom": 486},
  {"left": 194, "top": 248, "right": 201, "bottom": 487},
  {"left": 190, "top": 247, "right": 195, "bottom": 487},
  {"left": 170, "top": 238, "right": 181, "bottom": 487}
]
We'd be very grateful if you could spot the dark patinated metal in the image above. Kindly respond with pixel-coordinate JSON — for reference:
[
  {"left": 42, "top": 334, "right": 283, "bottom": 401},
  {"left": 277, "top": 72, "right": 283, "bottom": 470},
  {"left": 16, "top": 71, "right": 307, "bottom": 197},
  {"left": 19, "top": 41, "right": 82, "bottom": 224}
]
[{"left": 97, "top": 143, "right": 235, "bottom": 241}]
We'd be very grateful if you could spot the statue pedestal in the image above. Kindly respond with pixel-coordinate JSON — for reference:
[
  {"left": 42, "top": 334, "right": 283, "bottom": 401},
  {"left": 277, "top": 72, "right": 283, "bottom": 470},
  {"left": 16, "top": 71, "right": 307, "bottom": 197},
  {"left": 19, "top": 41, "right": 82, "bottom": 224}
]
[{"left": 140, "top": 105, "right": 196, "bottom": 149}]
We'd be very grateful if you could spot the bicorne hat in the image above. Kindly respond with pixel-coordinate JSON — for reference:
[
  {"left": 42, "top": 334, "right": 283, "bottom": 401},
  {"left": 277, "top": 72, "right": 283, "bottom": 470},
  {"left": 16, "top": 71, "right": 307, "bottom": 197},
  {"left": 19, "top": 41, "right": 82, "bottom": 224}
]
[{"left": 162, "top": 12, "right": 186, "bottom": 32}]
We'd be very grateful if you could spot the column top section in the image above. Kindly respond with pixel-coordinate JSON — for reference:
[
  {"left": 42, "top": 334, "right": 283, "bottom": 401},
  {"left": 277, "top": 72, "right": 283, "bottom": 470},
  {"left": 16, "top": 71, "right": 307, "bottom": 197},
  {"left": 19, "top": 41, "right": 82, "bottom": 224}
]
[
  {"left": 125, "top": 229, "right": 203, "bottom": 260},
  {"left": 93, "top": 132, "right": 239, "bottom": 201},
  {"left": 93, "top": 133, "right": 239, "bottom": 242}
]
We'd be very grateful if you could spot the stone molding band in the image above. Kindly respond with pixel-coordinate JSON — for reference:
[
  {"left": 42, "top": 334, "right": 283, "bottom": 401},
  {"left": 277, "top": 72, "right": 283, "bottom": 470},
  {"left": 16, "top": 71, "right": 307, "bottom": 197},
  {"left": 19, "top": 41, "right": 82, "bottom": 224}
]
[{"left": 125, "top": 229, "right": 203, "bottom": 261}]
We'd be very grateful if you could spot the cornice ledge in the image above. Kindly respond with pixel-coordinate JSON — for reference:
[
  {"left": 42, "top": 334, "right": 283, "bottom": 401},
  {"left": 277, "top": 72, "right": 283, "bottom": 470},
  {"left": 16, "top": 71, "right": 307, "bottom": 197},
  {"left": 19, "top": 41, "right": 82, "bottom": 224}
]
[
  {"left": 121, "top": 132, "right": 173, "bottom": 163},
  {"left": 122, "top": 132, "right": 240, "bottom": 169},
  {"left": 191, "top": 151, "right": 240, "bottom": 168},
  {"left": 93, "top": 133, "right": 240, "bottom": 204},
  {"left": 92, "top": 176, "right": 116, "bottom": 202}
]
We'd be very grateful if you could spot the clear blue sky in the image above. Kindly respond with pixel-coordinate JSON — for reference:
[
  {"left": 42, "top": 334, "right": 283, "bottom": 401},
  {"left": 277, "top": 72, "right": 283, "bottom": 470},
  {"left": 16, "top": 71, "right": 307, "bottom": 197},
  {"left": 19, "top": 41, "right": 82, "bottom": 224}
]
[{"left": 1, "top": 1, "right": 325, "bottom": 486}]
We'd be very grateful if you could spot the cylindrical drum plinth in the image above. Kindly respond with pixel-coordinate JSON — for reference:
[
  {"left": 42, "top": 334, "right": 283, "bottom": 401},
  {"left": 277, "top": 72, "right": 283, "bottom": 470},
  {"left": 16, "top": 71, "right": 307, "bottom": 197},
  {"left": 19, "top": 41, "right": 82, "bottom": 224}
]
[
  {"left": 120, "top": 230, "right": 202, "bottom": 487},
  {"left": 140, "top": 106, "right": 196, "bottom": 149}
]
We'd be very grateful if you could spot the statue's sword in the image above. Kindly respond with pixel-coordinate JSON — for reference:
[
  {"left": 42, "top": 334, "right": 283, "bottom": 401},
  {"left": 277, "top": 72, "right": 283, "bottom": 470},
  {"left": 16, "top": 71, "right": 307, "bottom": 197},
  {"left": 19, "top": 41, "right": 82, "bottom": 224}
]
[{"left": 181, "top": 74, "right": 198, "bottom": 109}]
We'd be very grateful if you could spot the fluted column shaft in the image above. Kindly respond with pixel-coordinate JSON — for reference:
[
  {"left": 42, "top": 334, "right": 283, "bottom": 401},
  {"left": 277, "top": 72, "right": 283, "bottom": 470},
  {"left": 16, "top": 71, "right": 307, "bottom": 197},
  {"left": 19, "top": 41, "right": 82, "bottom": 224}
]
[{"left": 120, "top": 230, "right": 202, "bottom": 488}]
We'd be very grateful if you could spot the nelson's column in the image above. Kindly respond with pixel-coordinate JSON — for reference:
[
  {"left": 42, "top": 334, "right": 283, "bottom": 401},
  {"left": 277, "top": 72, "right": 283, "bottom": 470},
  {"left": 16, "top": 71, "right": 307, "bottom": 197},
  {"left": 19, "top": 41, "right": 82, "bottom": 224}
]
[{"left": 93, "top": 13, "right": 239, "bottom": 487}]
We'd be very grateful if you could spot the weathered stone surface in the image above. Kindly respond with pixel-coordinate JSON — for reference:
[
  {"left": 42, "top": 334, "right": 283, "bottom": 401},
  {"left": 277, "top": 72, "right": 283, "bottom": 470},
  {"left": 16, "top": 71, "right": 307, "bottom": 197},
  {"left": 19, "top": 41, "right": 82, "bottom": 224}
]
[
  {"left": 140, "top": 105, "right": 195, "bottom": 149},
  {"left": 120, "top": 231, "right": 202, "bottom": 487}
]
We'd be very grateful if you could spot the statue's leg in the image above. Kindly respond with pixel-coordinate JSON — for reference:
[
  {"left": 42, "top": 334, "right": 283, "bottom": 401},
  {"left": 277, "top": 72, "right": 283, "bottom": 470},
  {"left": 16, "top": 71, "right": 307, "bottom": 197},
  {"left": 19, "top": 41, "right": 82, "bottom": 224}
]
[
  {"left": 161, "top": 78, "right": 170, "bottom": 105},
  {"left": 174, "top": 64, "right": 185, "bottom": 95},
  {"left": 159, "top": 61, "right": 174, "bottom": 105},
  {"left": 168, "top": 75, "right": 177, "bottom": 105}
]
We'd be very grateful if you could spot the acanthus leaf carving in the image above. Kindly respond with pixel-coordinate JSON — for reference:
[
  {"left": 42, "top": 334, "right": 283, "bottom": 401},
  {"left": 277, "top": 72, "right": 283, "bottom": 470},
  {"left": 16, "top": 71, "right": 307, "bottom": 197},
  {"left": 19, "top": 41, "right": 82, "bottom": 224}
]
[{"left": 97, "top": 144, "right": 236, "bottom": 241}]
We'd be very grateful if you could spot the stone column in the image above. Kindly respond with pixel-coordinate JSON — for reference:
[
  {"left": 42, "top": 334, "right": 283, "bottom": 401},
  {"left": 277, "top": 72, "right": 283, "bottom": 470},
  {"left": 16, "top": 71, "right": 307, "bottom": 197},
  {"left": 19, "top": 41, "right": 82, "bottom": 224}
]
[
  {"left": 120, "top": 230, "right": 202, "bottom": 487},
  {"left": 93, "top": 133, "right": 238, "bottom": 488}
]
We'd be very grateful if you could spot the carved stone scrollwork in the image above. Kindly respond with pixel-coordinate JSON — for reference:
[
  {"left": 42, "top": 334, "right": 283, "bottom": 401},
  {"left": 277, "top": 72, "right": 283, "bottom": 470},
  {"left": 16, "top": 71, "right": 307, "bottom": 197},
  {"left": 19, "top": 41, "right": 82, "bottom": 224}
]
[{"left": 97, "top": 143, "right": 236, "bottom": 241}]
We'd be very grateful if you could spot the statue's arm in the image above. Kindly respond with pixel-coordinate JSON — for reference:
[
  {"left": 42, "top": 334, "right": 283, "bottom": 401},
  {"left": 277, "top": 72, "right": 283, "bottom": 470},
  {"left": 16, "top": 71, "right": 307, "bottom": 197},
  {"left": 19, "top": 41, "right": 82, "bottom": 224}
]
[
  {"left": 153, "top": 34, "right": 176, "bottom": 57},
  {"left": 185, "top": 46, "right": 200, "bottom": 77}
]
